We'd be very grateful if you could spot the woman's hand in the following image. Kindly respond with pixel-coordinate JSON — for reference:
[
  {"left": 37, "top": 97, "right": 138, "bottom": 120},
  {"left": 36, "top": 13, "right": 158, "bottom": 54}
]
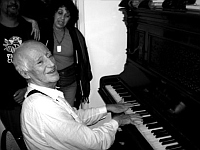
[
  {"left": 30, "top": 19, "right": 40, "bottom": 41},
  {"left": 23, "top": 16, "right": 40, "bottom": 41}
]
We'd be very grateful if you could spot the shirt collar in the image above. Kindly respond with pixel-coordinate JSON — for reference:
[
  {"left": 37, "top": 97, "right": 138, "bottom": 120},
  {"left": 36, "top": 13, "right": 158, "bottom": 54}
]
[{"left": 26, "top": 83, "right": 64, "bottom": 100}]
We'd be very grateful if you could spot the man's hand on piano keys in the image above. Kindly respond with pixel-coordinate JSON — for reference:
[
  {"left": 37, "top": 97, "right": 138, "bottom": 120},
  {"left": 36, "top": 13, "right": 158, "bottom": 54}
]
[
  {"left": 112, "top": 113, "right": 143, "bottom": 127},
  {"left": 106, "top": 103, "right": 135, "bottom": 114}
]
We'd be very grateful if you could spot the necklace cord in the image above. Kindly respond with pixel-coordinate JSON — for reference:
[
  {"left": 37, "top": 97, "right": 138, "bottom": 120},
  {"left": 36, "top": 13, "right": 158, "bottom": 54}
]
[{"left": 53, "top": 28, "right": 65, "bottom": 45}]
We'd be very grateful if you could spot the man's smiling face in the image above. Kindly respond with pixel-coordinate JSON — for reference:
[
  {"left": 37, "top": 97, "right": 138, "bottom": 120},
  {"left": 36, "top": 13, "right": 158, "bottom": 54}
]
[
  {"left": 25, "top": 44, "right": 59, "bottom": 87},
  {"left": 0, "top": 0, "right": 20, "bottom": 18}
]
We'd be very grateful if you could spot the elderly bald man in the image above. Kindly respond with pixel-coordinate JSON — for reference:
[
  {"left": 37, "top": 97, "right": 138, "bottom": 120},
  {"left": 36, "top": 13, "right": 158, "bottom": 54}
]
[{"left": 12, "top": 40, "right": 142, "bottom": 150}]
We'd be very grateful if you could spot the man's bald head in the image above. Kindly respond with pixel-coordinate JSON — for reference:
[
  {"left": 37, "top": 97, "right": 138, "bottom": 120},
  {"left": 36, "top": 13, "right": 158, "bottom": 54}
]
[{"left": 13, "top": 40, "right": 48, "bottom": 72}]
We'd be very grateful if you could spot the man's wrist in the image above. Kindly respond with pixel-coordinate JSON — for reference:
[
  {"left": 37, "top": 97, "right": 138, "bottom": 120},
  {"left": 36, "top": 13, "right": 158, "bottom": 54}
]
[{"left": 106, "top": 104, "right": 112, "bottom": 112}]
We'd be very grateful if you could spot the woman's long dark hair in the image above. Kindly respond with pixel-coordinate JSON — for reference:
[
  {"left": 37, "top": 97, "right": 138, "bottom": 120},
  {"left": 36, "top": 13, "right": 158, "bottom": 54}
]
[{"left": 49, "top": 0, "right": 79, "bottom": 28}]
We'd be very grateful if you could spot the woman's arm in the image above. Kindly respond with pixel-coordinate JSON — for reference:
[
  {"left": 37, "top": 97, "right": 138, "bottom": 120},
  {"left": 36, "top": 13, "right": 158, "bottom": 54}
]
[{"left": 22, "top": 16, "right": 40, "bottom": 41}]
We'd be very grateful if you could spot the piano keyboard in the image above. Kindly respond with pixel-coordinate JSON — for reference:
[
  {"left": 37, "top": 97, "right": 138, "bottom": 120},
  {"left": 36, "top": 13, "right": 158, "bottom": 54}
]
[{"left": 105, "top": 84, "right": 186, "bottom": 150}]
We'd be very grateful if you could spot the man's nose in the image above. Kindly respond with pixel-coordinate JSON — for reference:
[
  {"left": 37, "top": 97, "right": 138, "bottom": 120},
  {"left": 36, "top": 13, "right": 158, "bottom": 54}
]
[{"left": 47, "top": 58, "right": 55, "bottom": 66}]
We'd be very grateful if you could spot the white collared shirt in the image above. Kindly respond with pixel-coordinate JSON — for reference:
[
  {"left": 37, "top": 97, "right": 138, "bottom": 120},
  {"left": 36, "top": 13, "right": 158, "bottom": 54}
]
[{"left": 21, "top": 83, "right": 118, "bottom": 150}]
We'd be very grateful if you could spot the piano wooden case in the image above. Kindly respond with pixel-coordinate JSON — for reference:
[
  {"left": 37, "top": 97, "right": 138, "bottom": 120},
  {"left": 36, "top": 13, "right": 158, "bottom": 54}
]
[{"left": 98, "top": 3, "right": 200, "bottom": 150}]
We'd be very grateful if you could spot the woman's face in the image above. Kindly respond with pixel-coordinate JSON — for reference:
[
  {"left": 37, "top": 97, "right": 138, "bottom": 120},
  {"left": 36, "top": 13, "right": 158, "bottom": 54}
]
[{"left": 53, "top": 6, "right": 70, "bottom": 30}]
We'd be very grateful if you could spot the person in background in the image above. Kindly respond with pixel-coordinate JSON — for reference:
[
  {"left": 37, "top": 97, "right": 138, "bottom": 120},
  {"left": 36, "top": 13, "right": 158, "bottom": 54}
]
[
  {"left": 21, "top": 0, "right": 53, "bottom": 22},
  {"left": 0, "top": 0, "right": 39, "bottom": 147},
  {"left": 12, "top": 40, "right": 142, "bottom": 150},
  {"left": 39, "top": 0, "right": 92, "bottom": 108}
]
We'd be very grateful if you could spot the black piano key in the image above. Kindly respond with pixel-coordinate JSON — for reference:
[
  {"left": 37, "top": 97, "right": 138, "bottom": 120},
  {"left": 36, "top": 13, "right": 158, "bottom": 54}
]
[
  {"left": 114, "top": 88, "right": 127, "bottom": 92},
  {"left": 143, "top": 120, "right": 157, "bottom": 125},
  {"left": 155, "top": 131, "right": 169, "bottom": 137},
  {"left": 123, "top": 96, "right": 137, "bottom": 101},
  {"left": 166, "top": 143, "right": 182, "bottom": 149},
  {"left": 112, "top": 88, "right": 124, "bottom": 92},
  {"left": 131, "top": 106, "right": 146, "bottom": 112},
  {"left": 121, "top": 95, "right": 133, "bottom": 99},
  {"left": 145, "top": 117, "right": 160, "bottom": 125},
  {"left": 114, "top": 88, "right": 124, "bottom": 92},
  {"left": 167, "top": 147, "right": 184, "bottom": 150},
  {"left": 117, "top": 88, "right": 129, "bottom": 92},
  {"left": 161, "top": 139, "right": 176, "bottom": 145},
  {"left": 155, "top": 132, "right": 170, "bottom": 138},
  {"left": 119, "top": 93, "right": 132, "bottom": 97},
  {"left": 151, "top": 128, "right": 167, "bottom": 134},
  {"left": 118, "top": 94, "right": 131, "bottom": 97},
  {"left": 139, "top": 111, "right": 150, "bottom": 116},
  {"left": 136, "top": 111, "right": 149, "bottom": 116},
  {"left": 159, "top": 137, "right": 174, "bottom": 142},
  {"left": 146, "top": 122, "right": 162, "bottom": 129},
  {"left": 120, "top": 94, "right": 135, "bottom": 98},
  {"left": 117, "top": 91, "right": 129, "bottom": 94},
  {"left": 123, "top": 97, "right": 137, "bottom": 102}
]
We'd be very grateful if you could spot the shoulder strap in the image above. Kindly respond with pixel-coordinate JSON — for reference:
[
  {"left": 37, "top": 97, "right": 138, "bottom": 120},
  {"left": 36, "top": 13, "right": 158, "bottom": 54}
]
[{"left": 27, "top": 89, "right": 47, "bottom": 98}]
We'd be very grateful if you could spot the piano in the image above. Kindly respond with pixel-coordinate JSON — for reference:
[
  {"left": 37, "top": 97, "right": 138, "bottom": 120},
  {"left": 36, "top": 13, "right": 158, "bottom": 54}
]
[{"left": 98, "top": 1, "right": 200, "bottom": 150}]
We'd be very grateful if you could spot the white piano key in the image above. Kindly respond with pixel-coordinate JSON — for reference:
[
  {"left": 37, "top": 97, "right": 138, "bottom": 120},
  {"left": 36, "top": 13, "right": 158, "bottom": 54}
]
[
  {"left": 162, "top": 142, "right": 179, "bottom": 149},
  {"left": 136, "top": 124, "right": 166, "bottom": 150},
  {"left": 105, "top": 85, "right": 122, "bottom": 102}
]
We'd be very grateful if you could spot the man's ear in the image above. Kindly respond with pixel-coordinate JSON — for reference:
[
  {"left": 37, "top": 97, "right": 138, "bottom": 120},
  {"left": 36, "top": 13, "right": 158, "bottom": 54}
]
[{"left": 19, "top": 70, "right": 30, "bottom": 79}]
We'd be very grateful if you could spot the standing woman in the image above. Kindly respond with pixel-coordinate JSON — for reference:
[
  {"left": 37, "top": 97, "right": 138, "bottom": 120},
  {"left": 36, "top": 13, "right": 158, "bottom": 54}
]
[{"left": 40, "top": 0, "right": 92, "bottom": 108}]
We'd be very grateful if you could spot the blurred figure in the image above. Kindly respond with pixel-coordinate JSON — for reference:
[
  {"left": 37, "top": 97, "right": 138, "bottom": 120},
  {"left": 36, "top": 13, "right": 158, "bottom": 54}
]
[
  {"left": 0, "top": 0, "right": 39, "bottom": 146},
  {"left": 21, "top": 0, "right": 53, "bottom": 22},
  {"left": 12, "top": 40, "right": 142, "bottom": 150}
]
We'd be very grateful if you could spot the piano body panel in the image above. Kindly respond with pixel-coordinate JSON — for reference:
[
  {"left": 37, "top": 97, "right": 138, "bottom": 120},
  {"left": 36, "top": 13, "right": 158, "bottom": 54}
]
[
  {"left": 127, "top": 9, "right": 200, "bottom": 100},
  {"left": 99, "top": 72, "right": 200, "bottom": 150},
  {"left": 98, "top": 4, "right": 200, "bottom": 150}
]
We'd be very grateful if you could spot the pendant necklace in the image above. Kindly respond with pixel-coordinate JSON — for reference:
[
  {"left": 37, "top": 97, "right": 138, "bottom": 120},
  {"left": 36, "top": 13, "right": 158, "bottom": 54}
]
[{"left": 53, "top": 28, "right": 65, "bottom": 52}]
